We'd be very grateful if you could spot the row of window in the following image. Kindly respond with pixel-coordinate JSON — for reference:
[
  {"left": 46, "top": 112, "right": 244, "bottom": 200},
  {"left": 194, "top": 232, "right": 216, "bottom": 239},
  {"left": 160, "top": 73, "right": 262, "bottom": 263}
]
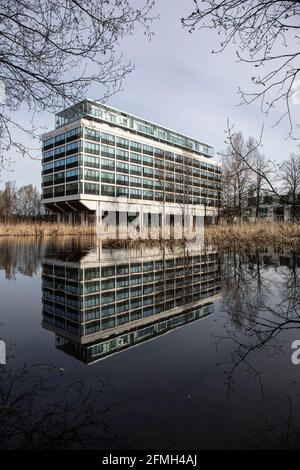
[
  {"left": 43, "top": 268, "right": 219, "bottom": 297},
  {"left": 53, "top": 102, "right": 214, "bottom": 157},
  {"left": 43, "top": 183, "right": 219, "bottom": 204},
  {"left": 43, "top": 255, "right": 218, "bottom": 279},
  {"left": 43, "top": 285, "right": 221, "bottom": 335},
  {"left": 43, "top": 129, "right": 220, "bottom": 172},
  {"left": 43, "top": 160, "right": 221, "bottom": 188},
  {"left": 43, "top": 145, "right": 221, "bottom": 179},
  {"left": 43, "top": 283, "right": 220, "bottom": 319},
  {"left": 43, "top": 169, "right": 220, "bottom": 195}
]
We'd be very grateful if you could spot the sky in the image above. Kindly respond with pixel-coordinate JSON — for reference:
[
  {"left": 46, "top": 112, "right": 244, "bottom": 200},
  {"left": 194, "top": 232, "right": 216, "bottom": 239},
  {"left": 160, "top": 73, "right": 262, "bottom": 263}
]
[{"left": 1, "top": 0, "right": 298, "bottom": 188}]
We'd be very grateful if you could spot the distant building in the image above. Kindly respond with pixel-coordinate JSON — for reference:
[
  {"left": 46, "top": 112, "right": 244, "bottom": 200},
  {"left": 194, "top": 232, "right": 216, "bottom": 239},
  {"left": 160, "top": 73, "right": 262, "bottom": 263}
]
[
  {"left": 41, "top": 100, "right": 221, "bottom": 229},
  {"left": 244, "top": 192, "right": 300, "bottom": 222}
]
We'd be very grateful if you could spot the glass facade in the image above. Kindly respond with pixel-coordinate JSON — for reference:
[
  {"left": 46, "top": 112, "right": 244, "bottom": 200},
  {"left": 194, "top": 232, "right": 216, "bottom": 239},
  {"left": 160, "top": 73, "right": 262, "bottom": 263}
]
[
  {"left": 42, "top": 119, "right": 221, "bottom": 208},
  {"left": 54, "top": 100, "right": 214, "bottom": 157}
]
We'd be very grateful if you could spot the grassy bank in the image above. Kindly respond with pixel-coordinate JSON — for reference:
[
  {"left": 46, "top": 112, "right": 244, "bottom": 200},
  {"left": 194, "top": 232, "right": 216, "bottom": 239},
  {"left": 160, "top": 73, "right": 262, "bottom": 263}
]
[
  {"left": 204, "top": 221, "right": 300, "bottom": 248},
  {"left": 0, "top": 221, "right": 95, "bottom": 237},
  {"left": 0, "top": 221, "right": 299, "bottom": 248}
]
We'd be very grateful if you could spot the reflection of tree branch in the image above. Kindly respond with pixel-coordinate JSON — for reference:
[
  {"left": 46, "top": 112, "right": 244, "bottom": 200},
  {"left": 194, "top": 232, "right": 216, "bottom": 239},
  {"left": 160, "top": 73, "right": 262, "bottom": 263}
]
[
  {"left": 0, "top": 361, "right": 121, "bottom": 449},
  {"left": 218, "top": 248, "right": 300, "bottom": 393}
]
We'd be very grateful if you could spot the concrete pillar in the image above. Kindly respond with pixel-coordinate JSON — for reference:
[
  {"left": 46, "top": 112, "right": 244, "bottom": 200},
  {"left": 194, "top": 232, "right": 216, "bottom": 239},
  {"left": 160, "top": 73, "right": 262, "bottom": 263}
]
[{"left": 80, "top": 211, "right": 86, "bottom": 225}]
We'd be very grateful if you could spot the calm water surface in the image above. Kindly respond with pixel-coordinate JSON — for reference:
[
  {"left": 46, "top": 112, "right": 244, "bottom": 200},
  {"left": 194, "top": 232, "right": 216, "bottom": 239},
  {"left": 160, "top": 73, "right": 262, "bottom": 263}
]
[{"left": 0, "top": 237, "right": 299, "bottom": 450}]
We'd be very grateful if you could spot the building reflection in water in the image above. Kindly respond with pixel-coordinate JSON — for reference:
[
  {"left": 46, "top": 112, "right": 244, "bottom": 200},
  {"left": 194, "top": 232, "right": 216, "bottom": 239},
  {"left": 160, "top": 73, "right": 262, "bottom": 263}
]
[{"left": 41, "top": 243, "right": 222, "bottom": 364}]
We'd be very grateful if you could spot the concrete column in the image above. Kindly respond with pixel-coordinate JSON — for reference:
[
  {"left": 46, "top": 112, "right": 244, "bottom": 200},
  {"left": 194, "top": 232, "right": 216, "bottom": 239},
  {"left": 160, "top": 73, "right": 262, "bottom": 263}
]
[{"left": 80, "top": 211, "right": 86, "bottom": 225}]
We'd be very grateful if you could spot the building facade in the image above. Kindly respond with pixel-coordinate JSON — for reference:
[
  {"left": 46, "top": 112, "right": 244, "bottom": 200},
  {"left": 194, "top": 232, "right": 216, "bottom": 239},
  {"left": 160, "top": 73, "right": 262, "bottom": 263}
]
[
  {"left": 42, "top": 244, "right": 221, "bottom": 363},
  {"left": 244, "top": 192, "right": 300, "bottom": 222},
  {"left": 41, "top": 100, "right": 221, "bottom": 229}
]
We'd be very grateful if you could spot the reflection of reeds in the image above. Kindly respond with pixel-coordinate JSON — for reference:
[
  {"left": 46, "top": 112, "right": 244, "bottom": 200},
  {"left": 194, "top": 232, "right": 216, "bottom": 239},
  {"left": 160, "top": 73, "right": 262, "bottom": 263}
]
[{"left": 205, "top": 221, "right": 300, "bottom": 248}]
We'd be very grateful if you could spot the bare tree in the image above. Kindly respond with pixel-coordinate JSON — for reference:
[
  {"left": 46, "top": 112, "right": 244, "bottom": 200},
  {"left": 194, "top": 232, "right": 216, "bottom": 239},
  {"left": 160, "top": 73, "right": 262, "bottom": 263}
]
[
  {"left": 247, "top": 138, "right": 271, "bottom": 218},
  {"left": 279, "top": 150, "right": 300, "bottom": 222},
  {"left": 16, "top": 184, "right": 44, "bottom": 218},
  {"left": 221, "top": 132, "right": 252, "bottom": 221},
  {"left": 0, "top": 0, "right": 155, "bottom": 168},
  {"left": 182, "top": 1, "right": 300, "bottom": 136},
  {"left": 0, "top": 180, "right": 17, "bottom": 221},
  {"left": 225, "top": 123, "right": 300, "bottom": 221}
]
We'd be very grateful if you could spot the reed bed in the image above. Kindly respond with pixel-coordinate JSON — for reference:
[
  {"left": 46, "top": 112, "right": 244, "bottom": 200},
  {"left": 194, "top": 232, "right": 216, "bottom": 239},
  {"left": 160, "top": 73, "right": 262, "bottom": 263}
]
[
  {"left": 0, "top": 221, "right": 299, "bottom": 249},
  {"left": 204, "top": 221, "right": 300, "bottom": 248},
  {"left": 0, "top": 221, "right": 95, "bottom": 237}
]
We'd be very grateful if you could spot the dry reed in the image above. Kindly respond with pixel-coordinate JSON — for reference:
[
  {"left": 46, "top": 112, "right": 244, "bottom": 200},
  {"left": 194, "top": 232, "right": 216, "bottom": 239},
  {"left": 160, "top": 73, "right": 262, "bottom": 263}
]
[
  {"left": 204, "top": 221, "right": 300, "bottom": 248},
  {"left": 0, "top": 221, "right": 299, "bottom": 249}
]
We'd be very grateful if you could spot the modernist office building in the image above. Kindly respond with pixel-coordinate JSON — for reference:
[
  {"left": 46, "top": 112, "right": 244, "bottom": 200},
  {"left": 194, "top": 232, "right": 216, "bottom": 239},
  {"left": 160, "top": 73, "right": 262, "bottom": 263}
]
[
  {"left": 42, "top": 244, "right": 221, "bottom": 363},
  {"left": 41, "top": 100, "right": 221, "bottom": 228}
]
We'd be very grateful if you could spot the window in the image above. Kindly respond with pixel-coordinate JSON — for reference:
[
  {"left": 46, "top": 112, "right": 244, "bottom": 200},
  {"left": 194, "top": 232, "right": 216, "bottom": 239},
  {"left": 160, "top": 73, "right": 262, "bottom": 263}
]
[
  {"left": 66, "top": 183, "right": 79, "bottom": 195},
  {"left": 154, "top": 147, "right": 164, "bottom": 158},
  {"left": 135, "top": 122, "right": 154, "bottom": 135},
  {"left": 102, "top": 278, "right": 115, "bottom": 290},
  {"left": 116, "top": 149, "right": 129, "bottom": 161},
  {"left": 101, "top": 185, "right": 115, "bottom": 197},
  {"left": 84, "top": 142, "right": 100, "bottom": 155},
  {"left": 143, "top": 179, "right": 153, "bottom": 189},
  {"left": 116, "top": 137, "right": 129, "bottom": 149},
  {"left": 66, "top": 155, "right": 79, "bottom": 167},
  {"left": 116, "top": 174, "right": 129, "bottom": 185},
  {"left": 143, "top": 144, "right": 153, "bottom": 156},
  {"left": 43, "top": 137, "right": 54, "bottom": 148},
  {"left": 143, "top": 155, "right": 153, "bottom": 166},
  {"left": 143, "top": 190, "right": 153, "bottom": 200},
  {"left": 42, "top": 175, "right": 53, "bottom": 186},
  {"left": 117, "top": 289, "right": 129, "bottom": 301},
  {"left": 130, "top": 152, "right": 141, "bottom": 164},
  {"left": 101, "top": 292, "right": 115, "bottom": 304},
  {"left": 116, "top": 162, "right": 129, "bottom": 174},
  {"left": 84, "top": 155, "right": 100, "bottom": 169},
  {"left": 101, "top": 172, "right": 115, "bottom": 183},
  {"left": 130, "top": 177, "right": 141, "bottom": 187},
  {"left": 101, "top": 133, "right": 115, "bottom": 146},
  {"left": 54, "top": 133, "right": 65, "bottom": 145},
  {"left": 101, "top": 145, "right": 115, "bottom": 159},
  {"left": 54, "top": 146, "right": 65, "bottom": 158},
  {"left": 130, "top": 141, "right": 142, "bottom": 152},
  {"left": 54, "top": 172, "right": 65, "bottom": 184},
  {"left": 84, "top": 128, "right": 100, "bottom": 141},
  {"left": 84, "top": 182, "right": 100, "bottom": 195},
  {"left": 143, "top": 167, "right": 154, "bottom": 178},
  {"left": 54, "top": 185, "right": 65, "bottom": 197},
  {"left": 130, "top": 164, "right": 141, "bottom": 175},
  {"left": 43, "top": 149, "right": 54, "bottom": 161},
  {"left": 43, "top": 162, "right": 54, "bottom": 173},
  {"left": 117, "top": 187, "right": 129, "bottom": 197},
  {"left": 84, "top": 169, "right": 99, "bottom": 182},
  {"left": 66, "top": 127, "right": 80, "bottom": 141},
  {"left": 130, "top": 189, "right": 142, "bottom": 199},
  {"left": 101, "top": 266, "right": 115, "bottom": 278},
  {"left": 99, "top": 158, "right": 114, "bottom": 171}
]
